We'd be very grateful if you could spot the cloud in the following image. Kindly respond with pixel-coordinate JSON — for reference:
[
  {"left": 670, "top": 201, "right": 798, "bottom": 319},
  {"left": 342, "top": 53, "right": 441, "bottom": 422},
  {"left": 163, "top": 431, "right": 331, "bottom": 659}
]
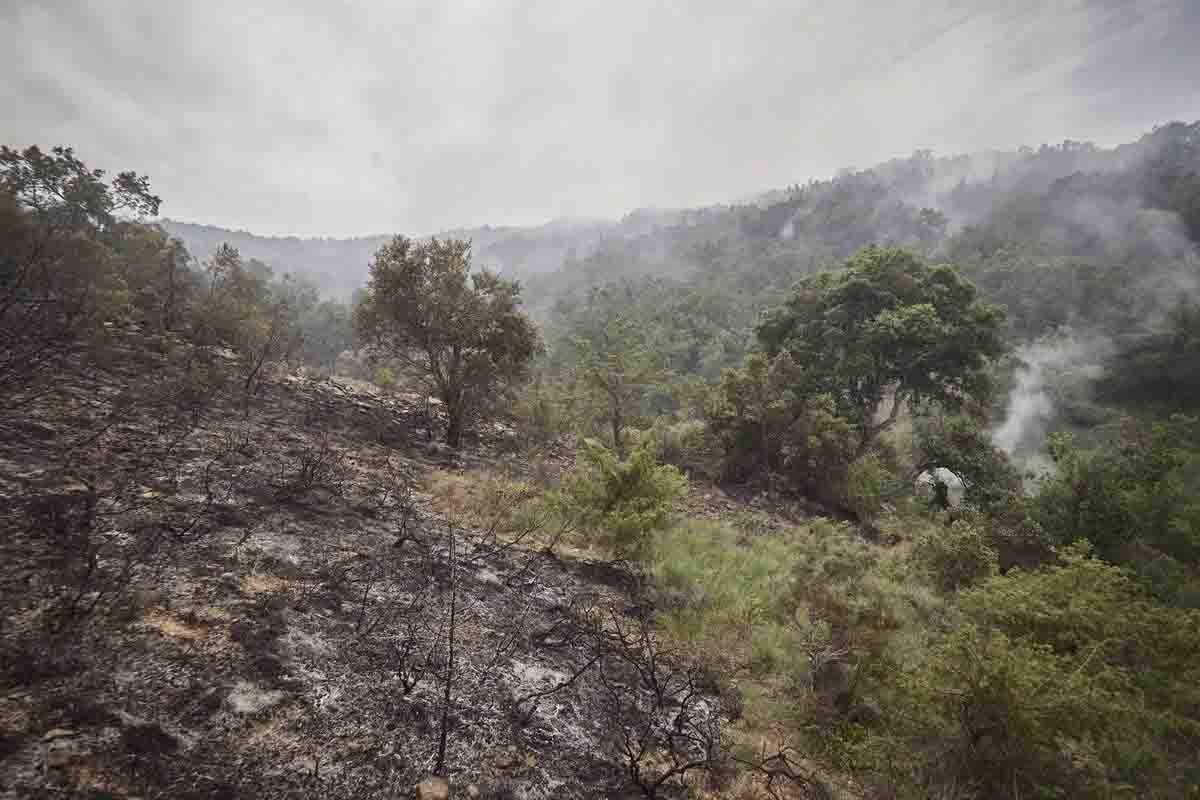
[{"left": 4, "top": 0, "right": 1198, "bottom": 236}]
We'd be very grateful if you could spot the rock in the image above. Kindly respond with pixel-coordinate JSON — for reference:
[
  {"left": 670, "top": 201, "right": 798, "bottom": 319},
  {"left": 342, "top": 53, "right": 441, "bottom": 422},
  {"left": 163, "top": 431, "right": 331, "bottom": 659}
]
[
  {"left": 46, "top": 746, "right": 79, "bottom": 768},
  {"left": 415, "top": 776, "right": 450, "bottom": 800},
  {"left": 42, "top": 728, "right": 76, "bottom": 741}
]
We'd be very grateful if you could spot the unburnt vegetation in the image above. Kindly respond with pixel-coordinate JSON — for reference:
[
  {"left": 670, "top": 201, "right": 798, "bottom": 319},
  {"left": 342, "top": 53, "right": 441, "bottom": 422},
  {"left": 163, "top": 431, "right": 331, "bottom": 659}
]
[{"left": 4, "top": 123, "right": 1200, "bottom": 799}]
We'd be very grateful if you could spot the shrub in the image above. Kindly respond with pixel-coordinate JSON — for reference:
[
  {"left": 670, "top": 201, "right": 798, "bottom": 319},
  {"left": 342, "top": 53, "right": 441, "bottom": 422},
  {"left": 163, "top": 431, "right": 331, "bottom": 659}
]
[
  {"left": 650, "top": 417, "right": 718, "bottom": 476},
  {"left": 706, "top": 353, "right": 859, "bottom": 505},
  {"left": 512, "top": 379, "right": 565, "bottom": 445},
  {"left": 374, "top": 366, "right": 396, "bottom": 391},
  {"left": 876, "top": 543, "right": 1200, "bottom": 798},
  {"left": 880, "top": 625, "right": 1135, "bottom": 799},
  {"left": 911, "top": 519, "right": 999, "bottom": 593},
  {"left": 556, "top": 434, "right": 687, "bottom": 560},
  {"left": 844, "top": 453, "right": 888, "bottom": 521}
]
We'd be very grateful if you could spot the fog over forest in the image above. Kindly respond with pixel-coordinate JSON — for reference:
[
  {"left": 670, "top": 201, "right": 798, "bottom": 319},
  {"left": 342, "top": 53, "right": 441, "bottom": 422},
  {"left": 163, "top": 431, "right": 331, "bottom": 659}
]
[{"left": 5, "top": 3, "right": 1200, "bottom": 800}]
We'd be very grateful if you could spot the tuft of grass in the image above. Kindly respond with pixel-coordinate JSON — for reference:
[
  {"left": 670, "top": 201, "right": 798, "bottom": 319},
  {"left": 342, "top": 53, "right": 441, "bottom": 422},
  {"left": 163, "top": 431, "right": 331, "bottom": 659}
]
[{"left": 648, "top": 520, "right": 798, "bottom": 651}]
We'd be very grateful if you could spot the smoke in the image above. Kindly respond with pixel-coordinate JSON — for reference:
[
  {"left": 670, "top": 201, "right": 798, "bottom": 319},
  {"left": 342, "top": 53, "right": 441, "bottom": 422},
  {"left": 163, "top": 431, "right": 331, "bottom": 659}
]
[{"left": 992, "top": 332, "right": 1112, "bottom": 473}]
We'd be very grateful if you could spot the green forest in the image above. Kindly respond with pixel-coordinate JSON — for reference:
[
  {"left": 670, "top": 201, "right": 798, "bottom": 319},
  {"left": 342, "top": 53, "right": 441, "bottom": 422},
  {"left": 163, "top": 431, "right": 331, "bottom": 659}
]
[{"left": 3, "top": 120, "right": 1200, "bottom": 799}]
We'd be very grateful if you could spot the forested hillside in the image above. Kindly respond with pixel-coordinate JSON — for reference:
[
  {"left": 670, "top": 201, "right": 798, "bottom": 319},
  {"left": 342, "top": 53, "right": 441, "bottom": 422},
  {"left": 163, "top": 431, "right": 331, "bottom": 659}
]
[
  {"left": 160, "top": 210, "right": 702, "bottom": 301},
  {"left": 4, "top": 120, "right": 1200, "bottom": 800}
]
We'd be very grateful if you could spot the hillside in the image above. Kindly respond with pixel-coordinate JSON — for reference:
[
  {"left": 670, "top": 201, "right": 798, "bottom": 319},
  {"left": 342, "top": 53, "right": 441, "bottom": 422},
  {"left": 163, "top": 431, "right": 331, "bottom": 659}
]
[
  {"left": 159, "top": 210, "right": 705, "bottom": 302},
  {"left": 4, "top": 121, "right": 1200, "bottom": 800}
]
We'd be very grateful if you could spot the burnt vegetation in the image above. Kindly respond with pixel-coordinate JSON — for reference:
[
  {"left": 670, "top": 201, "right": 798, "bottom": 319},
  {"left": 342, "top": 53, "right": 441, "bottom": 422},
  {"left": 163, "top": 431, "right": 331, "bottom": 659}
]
[{"left": 3, "top": 123, "right": 1200, "bottom": 800}]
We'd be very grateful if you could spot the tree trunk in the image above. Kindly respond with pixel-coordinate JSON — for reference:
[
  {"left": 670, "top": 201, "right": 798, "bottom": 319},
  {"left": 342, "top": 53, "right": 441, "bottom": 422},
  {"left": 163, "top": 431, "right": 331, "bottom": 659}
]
[{"left": 445, "top": 401, "right": 463, "bottom": 449}]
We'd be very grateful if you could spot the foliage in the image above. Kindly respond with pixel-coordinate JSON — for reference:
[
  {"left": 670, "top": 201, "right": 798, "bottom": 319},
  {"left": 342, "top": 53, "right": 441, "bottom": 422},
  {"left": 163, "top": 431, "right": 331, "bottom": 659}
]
[
  {"left": 511, "top": 375, "right": 570, "bottom": 445},
  {"left": 1034, "top": 416, "right": 1200, "bottom": 604},
  {"left": 1, "top": 144, "right": 159, "bottom": 224},
  {"left": 880, "top": 625, "right": 1138, "bottom": 799},
  {"left": 706, "top": 352, "right": 859, "bottom": 507},
  {"left": 1097, "top": 301, "right": 1200, "bottom": 413},
  {"left": 0, "top": 145, "right": 166, "bottom": 407},
  {"left": 573, "top": 314, "right": 664, "bottom": 457},
  {"left": 757, "top": 246, "right": 1007, "bottom": 454},
  {"left": 648, "top": 417, "right": 717, "bottom": 477},
  {"left": 192, "top": 244, "right": 305, "bottom": 396},
  {"left": 843, "top": 453, "right": 888, "bottom": 521},
  {"left": 556, "top": 435, "right": 687, "bottom": 560},
  {"left": 648, "top": 519, "right": 799, "bottom": 667},
  {"left": 298, "top": 298, "right": 354, "bottom": 372},
  {"left": 355, "top": 236, "right": 541, "bottom": 447},
  {"left": 373, "top": 366, "right": 396, "bottom": 391},
  {"left": 911, "top": 519, "right": 999, "bottom": 593},
  {"left": 913, "top": 413, "right": 1023, "bottom": 511},
  {"left": 880, "top": 543, "right": 1200, "bottom": 798}
]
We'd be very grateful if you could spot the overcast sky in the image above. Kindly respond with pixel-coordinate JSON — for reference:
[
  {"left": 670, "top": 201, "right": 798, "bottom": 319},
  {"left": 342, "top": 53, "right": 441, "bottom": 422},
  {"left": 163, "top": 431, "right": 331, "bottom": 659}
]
[{"left": 5, "top": 0, "right": 1198, "bottom": 237}]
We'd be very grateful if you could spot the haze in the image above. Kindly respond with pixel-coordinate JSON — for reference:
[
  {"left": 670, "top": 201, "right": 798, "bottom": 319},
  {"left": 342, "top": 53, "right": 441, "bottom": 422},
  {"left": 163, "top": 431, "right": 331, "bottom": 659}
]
[{"left": 5, "top": 0, "right": 1198, "bottom": 237}]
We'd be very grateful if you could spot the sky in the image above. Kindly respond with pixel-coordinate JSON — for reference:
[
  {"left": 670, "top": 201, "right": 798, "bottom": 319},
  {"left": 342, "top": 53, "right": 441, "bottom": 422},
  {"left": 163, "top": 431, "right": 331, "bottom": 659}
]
[{"left": 5, "top": 0, "right": 1199, "bottom": 237}]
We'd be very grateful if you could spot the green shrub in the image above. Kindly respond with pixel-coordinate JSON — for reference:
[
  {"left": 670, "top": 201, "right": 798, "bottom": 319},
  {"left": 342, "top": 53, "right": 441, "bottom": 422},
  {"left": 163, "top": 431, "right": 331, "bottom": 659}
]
[
  {"left": 556, "top": 434, "right": 687, "bottom": 560},
  {"left": 844, "top": 453, "right": 888, "bottom": 520},
  {"left": 911, "top": 519, "right": 999, "bottom": 593},
  {"left": 650, "top": 417, "right": 718, "bottom": 476},
  {"left": 512, "top": 378, "right": 568, "bottom": 445},
  {"left": 373, "top": 366, "right": 396, "bottom": 391},
  {"left": 877, "top": 544, "right": 1200, "bottom": 798},
  {"left": 880, "top": 625, "right": 1136, "bottom": 799}
]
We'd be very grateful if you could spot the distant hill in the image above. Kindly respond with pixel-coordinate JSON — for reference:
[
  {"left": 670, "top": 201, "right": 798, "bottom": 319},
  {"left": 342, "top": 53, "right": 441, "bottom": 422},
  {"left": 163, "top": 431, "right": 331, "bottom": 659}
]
[{"left": 158, "top": 209, "right": 704, "bottom": 299}]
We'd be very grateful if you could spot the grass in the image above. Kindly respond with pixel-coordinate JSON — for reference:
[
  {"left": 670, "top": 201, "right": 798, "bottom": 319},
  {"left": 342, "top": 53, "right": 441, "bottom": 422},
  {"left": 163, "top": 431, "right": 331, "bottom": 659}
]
[{"left": 425, "top": 456, "right": 956, "bottom": 798}]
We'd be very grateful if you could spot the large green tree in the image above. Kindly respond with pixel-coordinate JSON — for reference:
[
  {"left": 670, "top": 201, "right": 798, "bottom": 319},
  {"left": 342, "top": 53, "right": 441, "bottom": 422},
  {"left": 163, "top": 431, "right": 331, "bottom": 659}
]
[
  {"left": 355, "top": 236, "right": 540, "bottom": 448},
  {"left": 757, "top": 246, "right": 1007, "bottom": 455}
]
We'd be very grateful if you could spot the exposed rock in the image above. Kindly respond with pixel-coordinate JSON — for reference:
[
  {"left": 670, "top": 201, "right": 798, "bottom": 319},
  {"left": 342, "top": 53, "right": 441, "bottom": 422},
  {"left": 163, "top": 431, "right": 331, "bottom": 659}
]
[
  {"left": 41, "top": 728, "right": 76, "bottom": 741},
  {"left": 415, "top": 776, "right": 450, "bottom": 800}
]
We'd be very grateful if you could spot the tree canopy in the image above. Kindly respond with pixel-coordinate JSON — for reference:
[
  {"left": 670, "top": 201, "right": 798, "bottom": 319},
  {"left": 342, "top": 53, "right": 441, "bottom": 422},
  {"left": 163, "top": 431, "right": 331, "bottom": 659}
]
[
  {"left": 355, "top": 236, "right": 541, "bottom": 447},
  {"left": 757, "top": 246, "right": 1007, "bottom": 453}
]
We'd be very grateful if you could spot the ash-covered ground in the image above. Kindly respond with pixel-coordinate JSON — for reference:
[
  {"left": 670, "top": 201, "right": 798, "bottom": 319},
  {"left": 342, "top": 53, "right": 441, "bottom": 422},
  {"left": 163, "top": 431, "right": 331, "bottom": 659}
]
[{"left": 0, "top": 327, "right": 725, "bottom": 799}]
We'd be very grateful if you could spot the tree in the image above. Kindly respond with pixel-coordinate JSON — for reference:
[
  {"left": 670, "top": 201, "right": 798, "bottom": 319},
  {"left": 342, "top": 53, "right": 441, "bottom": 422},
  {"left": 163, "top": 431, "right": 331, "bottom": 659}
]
[
  {"left": 574, "top": 316, "right": 662, "bottom": 458},
  {"left": 0, "top": 145, "right": 161, "bottom": 407},
  {"left": 706, "top": 351, "right": 861, "bottom": 506},
  {"left": 108, "top": 221, "right": 194, "bottom": 332},
  {"left": 1034, "top": 417, "right": 1200, "bottom": 604},
  {"left": 757, "top": 245, "right": 1007, "bottom": 456},
  {"left": 912, "top": 413, "right": 1022, "bottom": 512},
  {"left": 191, "top": 244, "right": 303, "bottom": 398},
  {"left": 354, "top": 236, "right": 540, "bottom": 448},
  {"left": 298, "top": 298, "right": 354, "bottom": 373}
]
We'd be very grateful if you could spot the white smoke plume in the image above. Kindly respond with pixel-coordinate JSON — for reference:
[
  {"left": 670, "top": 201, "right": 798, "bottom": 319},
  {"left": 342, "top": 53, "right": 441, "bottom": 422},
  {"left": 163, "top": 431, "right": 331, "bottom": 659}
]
[{"left": 992, "top": 331, "right": 1112, "bottom": 472}]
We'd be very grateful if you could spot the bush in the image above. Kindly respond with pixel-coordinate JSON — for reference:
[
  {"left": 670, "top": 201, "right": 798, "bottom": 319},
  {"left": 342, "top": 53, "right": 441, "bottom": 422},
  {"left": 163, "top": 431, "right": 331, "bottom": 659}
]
[
  {"left": 556, "top": 434, "right": 687, "bottom": 560},
  {"left": 878, "top": 544, "right": 1200, "bottom": 798},
  {"left": 844, "top": 453, "right": 888, "bottom": 521},
  {"left": 911, "top": 519, "right": 999, "bottom": 593},
  {"left": 706, "top": 353, "right": 859, "bottom": 505},
  {"left": 880, "top": 625, "right": 1136, "bottom": 799},
  {"left": 512, "top": 378, "right": 568, "bottom": 445},
  {"left": 650, "top": 417, "right": 718, "bottom": 476},
  {"left": 373, "top": 366, "right": 396, "bottom": 391}
]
